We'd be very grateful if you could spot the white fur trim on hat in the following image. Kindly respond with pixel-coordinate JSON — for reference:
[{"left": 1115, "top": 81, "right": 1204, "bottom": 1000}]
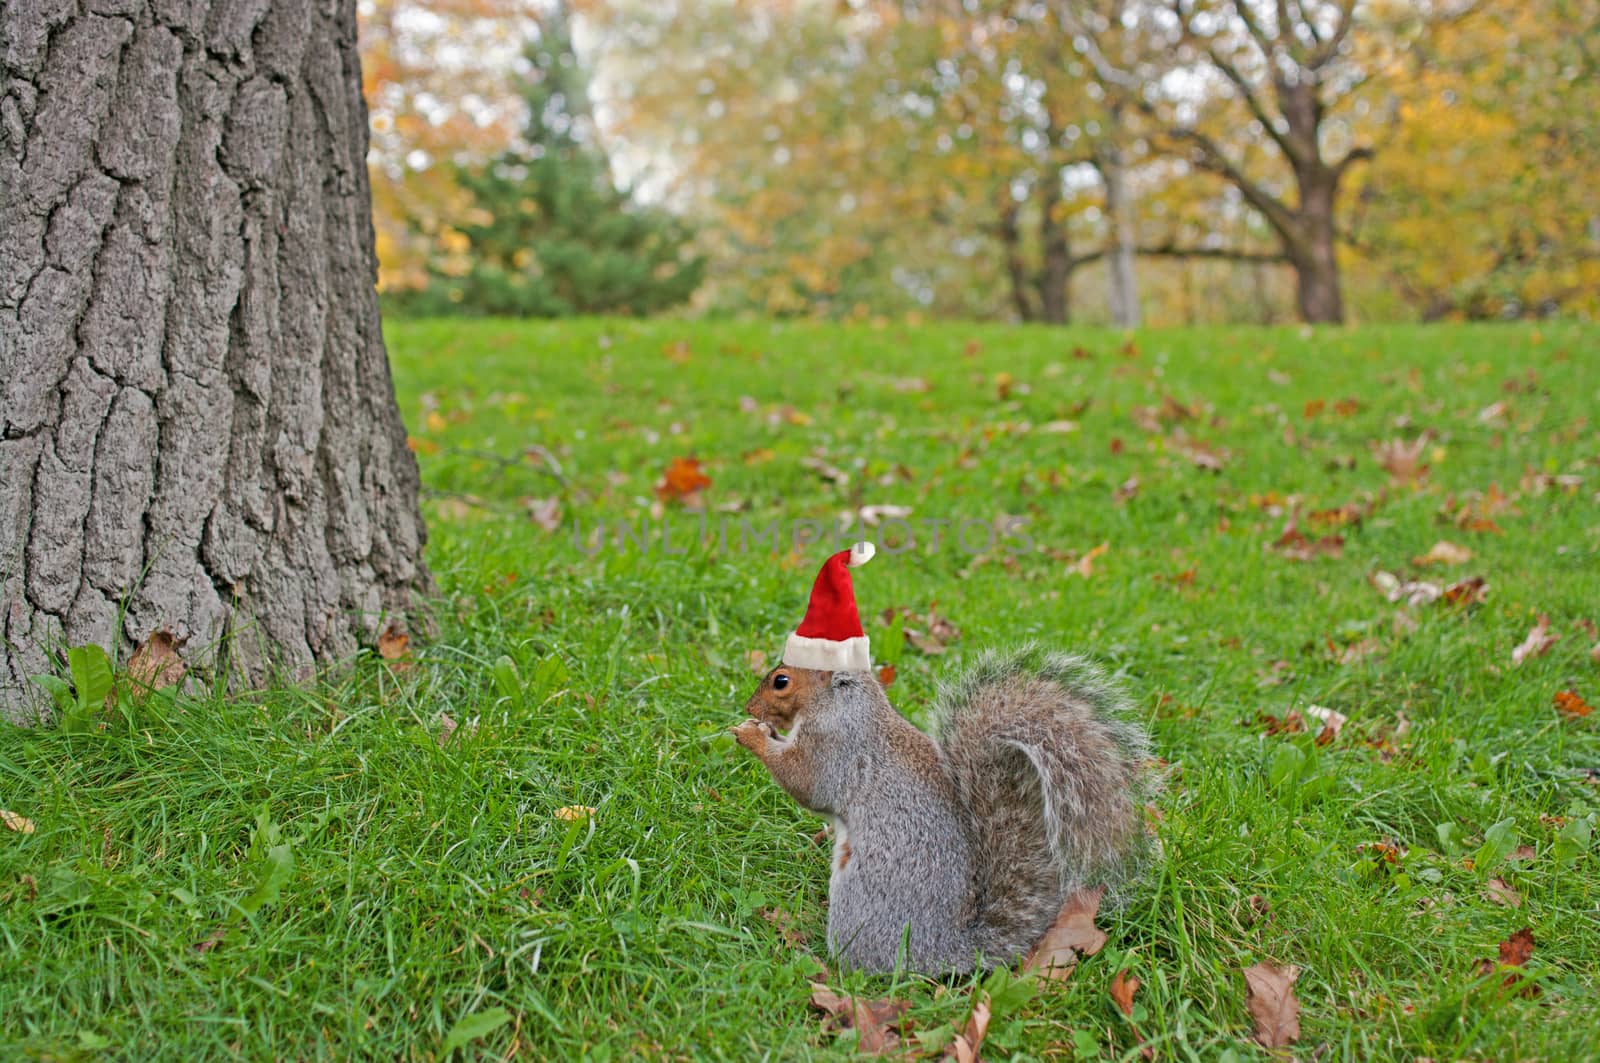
[
  {"left": 848, "top": 542, "right": 875, "bottom": 567},
  {"left": 782, "top": 633, "right": 871, "bottom": 672}
]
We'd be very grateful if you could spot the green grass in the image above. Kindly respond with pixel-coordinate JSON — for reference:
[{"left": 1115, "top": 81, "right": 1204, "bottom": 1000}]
[{"left": 4, "top": 320, "right": 1598, "bottom": 1060}]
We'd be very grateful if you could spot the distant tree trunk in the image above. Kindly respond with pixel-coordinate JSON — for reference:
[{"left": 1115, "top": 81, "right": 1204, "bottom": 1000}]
[
  {"left": 1098, "top": 108, "right": 1140, "bottom": 328},
  {"left": 998, "top": 203, "right": 1037, "bottom": 322},
  {"left": 1291, "top": 173, "right": 1344, "bottom": 324},
  {"left": 1036, "top": 171, "right": 1071, "bottom": 324},
  {"left": 0, "top": 0, "right": 432, "bottom": 722}
]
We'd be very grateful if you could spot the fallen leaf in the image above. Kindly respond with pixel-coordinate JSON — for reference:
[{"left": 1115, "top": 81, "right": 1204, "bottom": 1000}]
[
  {"left": 1511, "top": 615, "right": 1560, "bottom": 666},
  {"left": 1474, "top": 927, "right": 1537, "bottom": 992},
  {"left": 876, "top": 664, "right": 896, "bottom": 688},
  {"left": 759, "top": 907, "right": 810, "bottom": 949},
  {"left": 1073, "top": 542, "right": 1110, "bottom": 578},
  {"left": 1330, "top": 638, "right": 1382, "bottom": 666},
  {"left": 525, "top": 496, "right": 562, "bottom": 532},
  {"left": 799, "top": 455, "right": 849, "bottom": 486},
  {"left": 1, "top": 809, "right": 36, "bottom": 834},
  {"left": 377, "top": 622, "right": 410, "bottom": 662},
  {"left": 654, "top": 456, "right": 712, "bottom": 505},
  {"left": 554, "top": 805, "right": 596, "bottom": 822},
  {"left": 1414, "top": 541, "right": 1473, "bottom": 567},
  {"left": 1242, "top": 961, "right": 1301, "bottom": 1050},
  {"left": 1485, "top": 877, "right": 1522, "bottom": 908},
  {"left": 1372, "top": 436, "right": 1431, "bottom": 484},
  {"left": 809, "top": 984, "right": 910, "bottom": 1055},
  {"left": 890, "top": 376, "right": 931, "bottom": 394},
  {"left": 1442, "top": 576, "right": 1489, "bottom": 606},
  {"left": 1024, "top": 885, "right": 1107, "bottom": 979},
  {"left": 1041, "top": 419, "right": 1079, "bottom": 434},
  {"left": 1370, "top": 570, "right": 1443, "bottom": 606},
  {"left": 127, "top": 630, "right": 186, "bottom": 690},
  {"left": 1270, "top": 517, "right": 1343, "bottom": 561},
  {"left": 1554, "top": 690, "right": 1593, "bottom": 719},
  {"left": 1110, "top": 969, "right": 1140, "bottom": 1015},
  {"left": 1256, "top": 709, "right": 1307, "bottom": 736},
  {"left": 746, "top": 650, "right": 769, "bottom": 675},
  {"left": 1305, "top": 704, "right": 1348, "bottom": 745},
  {"left": 192, "top": 925, "right": 228, "bottom": 953},
  {"left": 1113, "top": 477, "right": 1140, "bottom": 504},
  {"left": 943, "top": 994, "right": 991, "bottom": 1063},
  {"left": 437, "top": 713, "right": 457, "bottom": 745},
  {"left": 856, "top": 504, "right": 913, "bottom": 527}
]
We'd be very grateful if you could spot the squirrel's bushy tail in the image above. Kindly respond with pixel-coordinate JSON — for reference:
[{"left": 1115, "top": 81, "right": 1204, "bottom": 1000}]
[{"left": 934, "top": 645, "right": 1157, "bottom": 960}]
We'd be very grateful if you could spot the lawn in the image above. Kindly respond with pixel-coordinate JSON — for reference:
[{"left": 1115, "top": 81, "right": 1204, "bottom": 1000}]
[{"left": 3, "top": 319, "right": 1598, "bottom": 1060}]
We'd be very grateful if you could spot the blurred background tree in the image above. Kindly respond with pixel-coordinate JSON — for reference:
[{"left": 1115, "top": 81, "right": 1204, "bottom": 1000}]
[{"left": 361, "top": 0, "right": 1599, "bottom": 323}]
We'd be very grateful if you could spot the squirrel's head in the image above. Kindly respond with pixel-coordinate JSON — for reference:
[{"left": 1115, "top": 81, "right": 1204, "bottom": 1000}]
[
  {"left": 744, "top": 666, "right": 887, "bottom": 737},
  {"left": 744, "top": 665, "right": 829, "bottom": 735}
]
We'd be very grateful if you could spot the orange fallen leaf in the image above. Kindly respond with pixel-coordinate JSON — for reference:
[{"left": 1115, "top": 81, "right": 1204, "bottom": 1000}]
[
  {"left": 1554, "top": 690, "right": 1593, "bottom": 718},
  {"left": 654, "top": 457, "right": 712, "bottom": 505},
  {"left": 377, "top": 622, "right": 410, "bottom": 662},
  {"left": 554, "top": 805, "right": 596, "bottom": 822},
  {"left": 809, "top": 984, "right": 910, "bottom": 1055},
  {"left": 1242, "top": 961, "right": 1301, "bottom": 1049},
  {"left": 1024, "top": 885, "right": 1107, "bottom": 979},
  {"left": 1511, "top": 615, "right": 1559, "bottom": 666},
  {"left": 1072, "top": 542, "right": 1110, "bottom": 578},
  {"left": 1442, "top": 576, "right": 1489, "bottom": 606},
  {"left": 1109, "top": 970, "right": 1154, "bottom": 1059},
  {"left": 1305, "top": 704, "right": 1347, "bottom": 745},
  {"left": 875, "top": 664, "right": 896, "bottom": 688}
]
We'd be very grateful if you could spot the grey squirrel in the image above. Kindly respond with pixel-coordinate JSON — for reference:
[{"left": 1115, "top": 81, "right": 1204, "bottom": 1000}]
[{"left": 731, "top": 543, "right": 1156, "bottom": 975}]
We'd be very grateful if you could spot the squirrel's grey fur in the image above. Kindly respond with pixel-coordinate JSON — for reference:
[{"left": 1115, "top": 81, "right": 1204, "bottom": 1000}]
[{"left": 735, "top": 644, "right": 1157, "bottom": 975}]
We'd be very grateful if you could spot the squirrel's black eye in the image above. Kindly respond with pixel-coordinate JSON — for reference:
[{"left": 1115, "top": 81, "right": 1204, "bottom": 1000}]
[{"left": 773, "top": 673, "right": 790, "bottom": 690}]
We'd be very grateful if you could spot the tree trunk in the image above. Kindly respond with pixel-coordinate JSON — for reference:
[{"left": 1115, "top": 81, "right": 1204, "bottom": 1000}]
[
  {"left": 1292, "top": 175, "right": 1345, "bottom": 324},
  {"left": 0, "top": 0, "right": 432, "bottom": 722},
  {"left": 1036, "top": 171, "right": 1070, "bottom": 325},
  {"left": 1098, "top": 110, "right": 1140, "bottom": 328},
  {"left": 998, "top": 203, "right": 1036, "bottom": 322}
]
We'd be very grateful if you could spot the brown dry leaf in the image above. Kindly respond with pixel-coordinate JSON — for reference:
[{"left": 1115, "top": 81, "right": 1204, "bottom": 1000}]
[
  {"left": 553, "top": 805, "right": 596, "bottom": 822},
  {"left": 437, "top": 713, "right": 458, "bottom": 746},
  {"left": 746, "top": 650, "right": 768, "bottom": 675},
  {"left": 1330, "top": 638, "right": 1383, "bottom": 666},
  {"left": 1024, "top": 885, "right": 1108, "bottom": 979},
  {"left": 1270, "top": 517, "right": 1343, "bottom": 561},
  {"left": 1255, "top": 709, "right": 1306, "bottom": 736},
  {"left": 1073, "top": 542, "right": 1110, "bottom": 578},
  {"left": 525, "top": 496, "right": 562, "bottom": 532},
  {"left": 1511, "top": 615, "right": 1560, "bottom": 666},
  {"left": 1474, "top": 928, "right": 1537, "bottom": 992},
  {"left": 1372, "top": 436, "right": 1431, "bottom": 485},
  {"left": 2, "top": 809, "right": 36, "bottom": 834},
  {"left": 128, "top": 630, "right": 186, "bottom": 690},
  {"left": 943, "top": 994, "right": 991, "bottom": 1063},
  {"left": 994, "top": 372, "right": 1016, "bottom": 400},
  {"left": 809, "top": 984, "right": 911, "bottom": 1055},
  {"left": 1414, "top": 541, "right": 1473, "bottom": 567},
  {"left": 654, "top": 457, "right": 712, "bottom": 505},
  {"left": 759, "top": 907, "right": 810, "bottom": 949},
  {"left": 1442, "top": 577, "right": 1489, "bottom": 607},
  {"left": 876, "top": 664, "right": 897, "bottom": 688},
  {"left": 742, "top": 447, "right": 775, "bottom": 466},
  {"left": 1113, "top": 477, "right": 1141, "bottom": 504},
  {"left": 1305, "top": 705, "right": 1348, "bottom": 746},
  {"left": 1242, "top": 961, "right": 1301, "bottom": 1050},
  {"left": 1110, "top": 970, "right": 1140, "bottom": 1017},
  {"left": 192, "top": 925, "right": 228, "bottom": 954},
  {"left": 1485, "top": 877, "right": 1522, "bottom": 908},
  {"left": 377, "top": 622, "right": 410, "bottom": 662},
  {"left": 1554, "top": 690, "right": 1594, "bottom": 719}
]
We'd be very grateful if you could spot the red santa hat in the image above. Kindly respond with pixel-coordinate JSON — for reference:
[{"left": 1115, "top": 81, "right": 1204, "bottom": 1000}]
[{"left": 782, "top": 542, "right": 876, "bottom": 672}]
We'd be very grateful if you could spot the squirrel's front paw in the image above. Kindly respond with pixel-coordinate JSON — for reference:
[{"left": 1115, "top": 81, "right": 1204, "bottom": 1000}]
[{"left": 731, "top": 718, "right": 774, "bottom": 755}]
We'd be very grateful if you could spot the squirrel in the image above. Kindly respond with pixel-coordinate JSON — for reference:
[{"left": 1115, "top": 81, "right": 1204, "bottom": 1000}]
[{"left": 730, "top": 543, "right": 1156, "bottom": 976}]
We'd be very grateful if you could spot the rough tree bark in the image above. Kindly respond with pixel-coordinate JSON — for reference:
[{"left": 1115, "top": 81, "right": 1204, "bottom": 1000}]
[{"left": 0, "top": 0, "right": 432, "bottom": 722}]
